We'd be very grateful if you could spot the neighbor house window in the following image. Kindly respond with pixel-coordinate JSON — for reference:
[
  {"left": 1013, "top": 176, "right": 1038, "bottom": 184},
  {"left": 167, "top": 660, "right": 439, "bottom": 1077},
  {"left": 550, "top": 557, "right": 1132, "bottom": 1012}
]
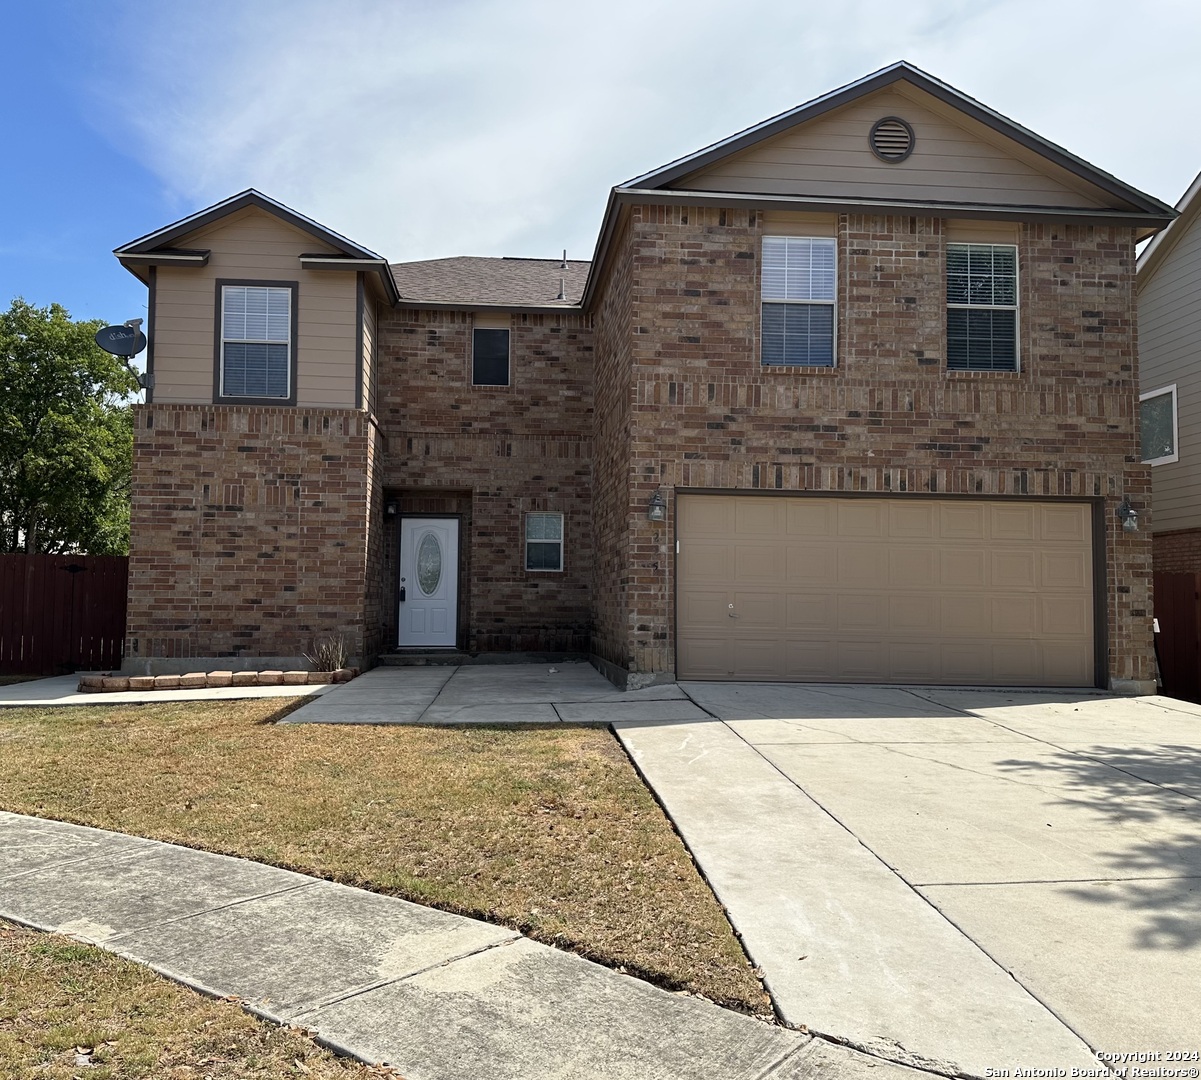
[
  {"left": 946, "top": 244, "right": 1018, "bottom": 371},
  {"left": 761, "top": 236, "right": 836, "bottom": 367},
  {"left": 525, "top": 512, "right": 563, "bottom": 571},
  {"left": 1140, "top": 384, "right": 1179, "bottom": 465},
  {"left": 473, "top": 327, "right": 510, "bottom": 385},
  {"left": 219, "top": 283, "right": 295, "bottom": 399}
]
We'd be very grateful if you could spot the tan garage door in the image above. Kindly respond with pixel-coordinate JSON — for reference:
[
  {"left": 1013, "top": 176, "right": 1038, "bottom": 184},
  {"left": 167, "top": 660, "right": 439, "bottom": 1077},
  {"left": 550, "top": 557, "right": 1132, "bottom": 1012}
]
[{"left": 676, "top": 495, "right": 1095, "bottom": 686}]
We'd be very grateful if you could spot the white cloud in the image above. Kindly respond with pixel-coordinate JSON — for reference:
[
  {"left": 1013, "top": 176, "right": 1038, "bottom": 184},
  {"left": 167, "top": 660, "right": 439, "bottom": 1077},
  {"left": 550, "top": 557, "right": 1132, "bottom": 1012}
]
[{"left": 100, "top": 0, "right": 1201, "bottom": 263}]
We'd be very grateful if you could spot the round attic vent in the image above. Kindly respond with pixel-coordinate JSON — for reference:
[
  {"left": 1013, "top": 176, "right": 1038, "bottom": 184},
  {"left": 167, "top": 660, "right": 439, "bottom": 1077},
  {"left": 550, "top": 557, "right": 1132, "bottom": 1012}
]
[{"left": 870, "top": 116, "right": 915, "bottom": 162}]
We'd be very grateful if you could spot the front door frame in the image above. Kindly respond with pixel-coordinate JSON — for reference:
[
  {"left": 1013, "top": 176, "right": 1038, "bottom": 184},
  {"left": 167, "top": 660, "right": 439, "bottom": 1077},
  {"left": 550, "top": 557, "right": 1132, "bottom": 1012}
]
[{"left": 397, "top": 514, "right": 463, "bottom": 648}]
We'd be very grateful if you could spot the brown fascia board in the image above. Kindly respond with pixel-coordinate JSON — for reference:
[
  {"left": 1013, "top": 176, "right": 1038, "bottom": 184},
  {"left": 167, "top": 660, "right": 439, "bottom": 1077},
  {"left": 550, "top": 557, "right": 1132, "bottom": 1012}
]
[
  {"left": 578, "top": 186, "right": 1173, "bottom": 311},
  {"left": 624, "top": 61, "right": 1175, "bottom": 219},
  {"left": 394, "top": 299, "right": 585, "bottom": 315},
  {"left": 299, "top": 254, "right": 401, "bottom": 305},
  {"left": 114, "top": 189, "right": 385, "bottom": 261},
  {"left": 1136, "top": 167, "right": 1201, "bottom": 287}
]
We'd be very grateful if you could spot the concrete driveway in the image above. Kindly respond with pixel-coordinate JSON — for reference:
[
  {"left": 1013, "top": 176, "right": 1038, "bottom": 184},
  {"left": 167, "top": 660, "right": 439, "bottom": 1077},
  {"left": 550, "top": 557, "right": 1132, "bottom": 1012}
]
[{"left": 614, "top": 684, "right": 1201, "bottom": 1076}]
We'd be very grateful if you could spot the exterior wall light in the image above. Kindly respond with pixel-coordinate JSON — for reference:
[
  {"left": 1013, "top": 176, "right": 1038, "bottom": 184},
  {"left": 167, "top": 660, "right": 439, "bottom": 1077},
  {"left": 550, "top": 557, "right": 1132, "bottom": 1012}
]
[
  {"left": 1117, "top": 499, "right": 1139, "bottom": 533},
  {"left": 648, "top": 490, "right": 667, "bottom": 522},
  {"left": 385, "top": 501, "right": 398, "bottom": 516}
]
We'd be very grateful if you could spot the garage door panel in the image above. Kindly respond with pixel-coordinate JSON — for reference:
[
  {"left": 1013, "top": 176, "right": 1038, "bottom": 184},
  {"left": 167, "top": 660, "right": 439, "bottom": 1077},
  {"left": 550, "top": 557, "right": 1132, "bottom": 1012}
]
[
  {"left": 838, "top": 501, "right": 887, "bottom": 537},
  {"left": 786, "top": 500, "right": 834, "bottom": 536},
  {"left": 787, "top": 593, "right": 836, "bottom": 631},
  {"left": 679, "top": 590, "right": 730, "bottom": 629},
  {"left": 838, "top": 594, "right": 887, "bottom": 630},
  {"left": 940, "top": 549, "right": 986, "bottom": 588},
  {"left": 786, "top": 545, "right": 837, "bottom": 583},
  {"left": 940, "top": 503, "right": 987, "bottom": 539},
  {"left": 890, "top": 548, "right": 937, "bottom": 587},
  {"left": 890, "top": 594, "right": 938, "bottom": 631},
  {"left": 677, "top": 495, "right": 1095, "bottom": 687},
  {"left": 991, "top": 505, "right": 1037, "bottom": 540},
  {"left": 734, "top": 542, "right": 785, "bottom": 582},
  {"left": 1041, "top": 505, "right": 1088, "bottom": 543},
  {"left": 839, "top": 545, "right": 888, "bottom": 586},
  {"left": 889, "top": 501, "right": 937, "bottom": 539},
  {"left": 1040, "top": 551, "right": 1089, "bottom": 589},
  {"left": 992, "top": 550, "right": 1037, "bottom": 589}
]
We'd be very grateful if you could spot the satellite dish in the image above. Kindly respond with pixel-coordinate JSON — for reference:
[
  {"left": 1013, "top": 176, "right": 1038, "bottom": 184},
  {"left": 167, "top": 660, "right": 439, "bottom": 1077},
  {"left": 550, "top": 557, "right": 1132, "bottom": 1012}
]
[{"left": 95, "top": 324, "right": 147, "bottom": 357}]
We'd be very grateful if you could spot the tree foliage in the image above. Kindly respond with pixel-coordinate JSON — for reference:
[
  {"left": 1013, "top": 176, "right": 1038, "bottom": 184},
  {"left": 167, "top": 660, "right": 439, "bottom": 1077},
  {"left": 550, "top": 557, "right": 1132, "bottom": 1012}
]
[{"left": 0, "top": 298, "right": 140, "bottom": 554}]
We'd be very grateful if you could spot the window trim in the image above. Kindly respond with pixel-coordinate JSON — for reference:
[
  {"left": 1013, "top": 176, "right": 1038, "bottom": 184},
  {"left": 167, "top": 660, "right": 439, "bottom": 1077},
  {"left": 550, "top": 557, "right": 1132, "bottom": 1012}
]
[
  {"left": 213, "top": 279, "right": 299, "bottom": 405},
  {"left": 524, "top": 511, "right": 564, "bottom": 573},
  {"left": 760, "top": 235, "right": 838, "bottom": 369},
  {"left": 945, "top": 242, "right": 1020, "bottom": 373},
  {"left": 472, "top": 325, "right": 512, "bottom": 387},
  {"left": 1140, "top": 383, "right": 1179, "bottom": 466}
]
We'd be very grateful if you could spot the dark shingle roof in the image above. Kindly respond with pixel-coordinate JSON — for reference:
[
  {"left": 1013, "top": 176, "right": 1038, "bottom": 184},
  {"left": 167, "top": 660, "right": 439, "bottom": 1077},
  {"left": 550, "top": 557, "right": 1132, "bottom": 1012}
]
[{"left": 390, "top": 256, "right": 590, "bottom": 307}]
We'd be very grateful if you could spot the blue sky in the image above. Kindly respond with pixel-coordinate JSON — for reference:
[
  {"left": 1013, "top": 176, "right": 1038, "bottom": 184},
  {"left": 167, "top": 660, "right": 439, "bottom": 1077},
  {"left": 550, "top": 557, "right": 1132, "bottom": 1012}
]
[{"left": 3, "top": 0, "right": 1200, "bottom": 351}]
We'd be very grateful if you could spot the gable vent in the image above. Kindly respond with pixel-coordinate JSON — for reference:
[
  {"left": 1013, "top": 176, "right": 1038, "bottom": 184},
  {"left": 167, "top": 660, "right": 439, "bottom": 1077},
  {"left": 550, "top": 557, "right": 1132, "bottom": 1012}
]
[{"left": 870, "top": 116, "right": 915, "bottom": 162}]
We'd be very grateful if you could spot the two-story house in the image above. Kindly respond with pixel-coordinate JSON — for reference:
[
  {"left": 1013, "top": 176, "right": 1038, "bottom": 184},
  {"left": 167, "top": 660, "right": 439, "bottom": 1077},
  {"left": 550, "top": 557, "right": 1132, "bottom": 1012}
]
[{"left": 114, "top": 62, "right": 1173, "bottom": 692}]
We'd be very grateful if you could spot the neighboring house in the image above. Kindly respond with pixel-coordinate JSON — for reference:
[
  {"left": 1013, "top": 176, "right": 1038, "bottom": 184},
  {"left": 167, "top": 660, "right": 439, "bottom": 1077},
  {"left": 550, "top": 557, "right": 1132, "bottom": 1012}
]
[
  {"left": 1137, "top": 170, "right": 1201, "bottom": 572},
  {"left": 114, "top": 62, "right": 1173, "bottom": 692}
]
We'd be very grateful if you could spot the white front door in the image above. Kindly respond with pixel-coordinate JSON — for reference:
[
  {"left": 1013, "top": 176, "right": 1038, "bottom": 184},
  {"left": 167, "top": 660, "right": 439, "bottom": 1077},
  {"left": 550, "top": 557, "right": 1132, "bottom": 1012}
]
[{"left": 398, "top": 518, "right": 459, "bottom": 647}]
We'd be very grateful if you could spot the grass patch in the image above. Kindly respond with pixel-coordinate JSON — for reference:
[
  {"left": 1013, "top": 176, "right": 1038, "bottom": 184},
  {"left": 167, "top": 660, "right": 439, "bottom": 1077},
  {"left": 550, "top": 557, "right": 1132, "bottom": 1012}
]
[
  {"left": 0, "top": 919, "right": 397, "bottom": 1078},
  {"left": 0, "top": 700, "right": 770, "bottom": 1014},
  {"left": 0, "top": 675, "right": 41, "bottom": 686}
]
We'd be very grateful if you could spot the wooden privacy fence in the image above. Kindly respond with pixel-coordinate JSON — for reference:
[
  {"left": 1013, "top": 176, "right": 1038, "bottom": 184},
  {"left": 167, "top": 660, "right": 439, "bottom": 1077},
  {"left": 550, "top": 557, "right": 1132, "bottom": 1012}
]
[
  {"left": 0, "top": 555, "right": 129, "bottom": 675},
  {"left": 1154, "top": 572, "right": 1201, "bottom": 704}
]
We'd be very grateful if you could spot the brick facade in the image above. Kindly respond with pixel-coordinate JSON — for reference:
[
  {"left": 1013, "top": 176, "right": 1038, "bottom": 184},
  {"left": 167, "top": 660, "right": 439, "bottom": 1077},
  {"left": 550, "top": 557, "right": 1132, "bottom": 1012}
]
[
  {"left": 590, "top": 205, "right": 1155, "bottom": 688},
  {"left": 126, "top": 405, "right": 374, "bottom": 665},
  {"left": 374, "top": 308, "right": 595, "bottom": 653},
  {"left": 1153, "top": 528, "right": 1201, "bottom": 574}
]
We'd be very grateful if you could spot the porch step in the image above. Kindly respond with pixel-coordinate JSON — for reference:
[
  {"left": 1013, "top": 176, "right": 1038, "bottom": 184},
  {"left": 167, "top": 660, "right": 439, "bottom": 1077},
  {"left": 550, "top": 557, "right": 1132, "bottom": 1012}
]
[{"left": 379, "top": 650, "right": 587, "bottom": 668}]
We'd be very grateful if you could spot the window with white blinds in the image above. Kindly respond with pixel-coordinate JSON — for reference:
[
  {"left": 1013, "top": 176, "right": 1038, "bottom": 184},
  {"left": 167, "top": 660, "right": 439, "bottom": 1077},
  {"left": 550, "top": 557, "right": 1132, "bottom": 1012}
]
[
  {"left": 946, "top": 244, "right": 1018, "bottom": 371},
  {"left": 220, "top": 284, "right": 293, "bottom": 398},
  {"left": 761, "top": 236, "right": 836, "bottom": 367}
]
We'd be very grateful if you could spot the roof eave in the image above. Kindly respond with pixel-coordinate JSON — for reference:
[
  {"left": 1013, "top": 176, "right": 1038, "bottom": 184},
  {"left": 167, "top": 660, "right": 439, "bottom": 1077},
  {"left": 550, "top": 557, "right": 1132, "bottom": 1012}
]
[
  {"left": 1137, "top": 168, "right": 1201, "bottom": 284},
  {"left": 394, "top": 299, "right": 585, "bottom": 314},
  {"left": 300, "top": 255, "right": 400, "bottom": 305}
]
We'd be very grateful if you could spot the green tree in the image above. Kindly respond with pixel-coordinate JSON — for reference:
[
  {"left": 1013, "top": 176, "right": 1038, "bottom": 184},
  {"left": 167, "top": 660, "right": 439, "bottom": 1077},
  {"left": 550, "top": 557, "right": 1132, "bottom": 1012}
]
[{"left": 0, "top": 298, "right": 140, "bottom": 554}]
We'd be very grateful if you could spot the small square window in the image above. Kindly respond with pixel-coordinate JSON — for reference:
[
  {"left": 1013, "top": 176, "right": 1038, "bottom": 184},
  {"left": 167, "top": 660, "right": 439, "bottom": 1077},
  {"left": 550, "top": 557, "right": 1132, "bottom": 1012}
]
[
  {"left": 1140, "top": 385, "right": 1178, "bottom": 465},
  {"left": 473, "top": 328, "right": 510, "bottom": 386},
  {"left": 525, "top": 512, "right": 563, "bottom": 572}
]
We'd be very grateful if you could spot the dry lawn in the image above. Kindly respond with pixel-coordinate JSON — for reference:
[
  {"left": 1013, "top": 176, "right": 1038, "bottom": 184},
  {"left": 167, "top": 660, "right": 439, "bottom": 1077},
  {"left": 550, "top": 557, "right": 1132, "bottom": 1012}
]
[
  {"left": 0, "top": 920, "right": 398, "bottom": 1079},
  {"left": 0, "top": 699, "right": 769, "bottom": 1013},
  {"left": 0, "top": 675, "right": 41, "bottom": 686}
]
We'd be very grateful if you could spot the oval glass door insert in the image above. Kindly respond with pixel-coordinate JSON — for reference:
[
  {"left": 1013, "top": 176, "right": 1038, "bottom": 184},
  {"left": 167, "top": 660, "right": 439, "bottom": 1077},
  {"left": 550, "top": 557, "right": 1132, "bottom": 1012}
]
[{"left": 416, "top": 532, "right": 443, "bottom": 596}]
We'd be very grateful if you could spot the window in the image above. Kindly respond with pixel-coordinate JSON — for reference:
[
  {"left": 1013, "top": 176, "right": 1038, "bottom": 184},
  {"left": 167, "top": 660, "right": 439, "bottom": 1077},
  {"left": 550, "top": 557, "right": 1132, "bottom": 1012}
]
[
  {"left": 219, "top": 283, "right": 295, "bottom": 399},
  {"left": 1140, "top": 385, "right": 1178, "bottom": 465},
  {"left": 473, "top": 328, "right": 510, "bottom": 386},
  {"left": 946, "top": 244, "right": 1018, "bottom": 371},
  {"left": 761, "top": 236, "right": 836, "bottom": 367},
  {"left": 525, "top": 512, "right": 563, "bottom": 572}
]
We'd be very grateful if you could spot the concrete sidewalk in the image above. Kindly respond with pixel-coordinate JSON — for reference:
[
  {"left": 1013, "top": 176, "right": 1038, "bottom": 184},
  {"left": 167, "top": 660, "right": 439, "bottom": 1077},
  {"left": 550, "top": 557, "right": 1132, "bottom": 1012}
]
[
  {"left": 0, "top": 673, "right": 334, "bottom": 707},
  {"left": 281, "top": 662, "right": 708, "bottom": 725},
  {"left": 0, "top": 811, "right": 922, "bottom": 1080}
]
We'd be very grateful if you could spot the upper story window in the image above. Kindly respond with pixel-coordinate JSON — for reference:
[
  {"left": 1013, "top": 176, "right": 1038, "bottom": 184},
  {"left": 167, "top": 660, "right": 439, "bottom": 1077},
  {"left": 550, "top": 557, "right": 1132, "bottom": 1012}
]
[
  {"left": 1140, "top": 384, "right": 1178, "bottom": 465},
  {"left": 219, "top": 283, "right": 296, "bottom": 400},
  {"left": 761, "top": 236, "right": 836, "bottom": 367},
  {"left": 946, "top": 244, "right": 1018, "bottom": 371},
  {"left": 473, "top": 326, "right": 511, "bottom": 386}
]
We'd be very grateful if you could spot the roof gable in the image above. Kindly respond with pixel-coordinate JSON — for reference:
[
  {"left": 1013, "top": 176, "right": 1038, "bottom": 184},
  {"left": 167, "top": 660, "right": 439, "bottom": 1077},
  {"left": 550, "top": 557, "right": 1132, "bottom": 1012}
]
[
  {"left": 1137, "top": 168, "right": 1201, "bottom": 285},
  {"left": 115, "top": 189, "right": 383, "bottom": 260},
  {"left": 626, "top": 62, "right": 1172, "bottom": 218}
]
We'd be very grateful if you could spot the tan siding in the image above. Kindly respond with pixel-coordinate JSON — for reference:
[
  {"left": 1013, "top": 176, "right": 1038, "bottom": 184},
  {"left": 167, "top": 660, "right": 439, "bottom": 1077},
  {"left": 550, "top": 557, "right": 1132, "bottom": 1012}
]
[
  {"left": 148, "top": 207, "right": 357, "bottom": 407},
  {"left": 1139, "top": 208, "right": 1201, "bottom": 532},
  {"left": 676, "top": 87, "right": 1111, "bottom": 210},
  {"left": 361, "top": 284, "right": 377, "bottom": 414}
]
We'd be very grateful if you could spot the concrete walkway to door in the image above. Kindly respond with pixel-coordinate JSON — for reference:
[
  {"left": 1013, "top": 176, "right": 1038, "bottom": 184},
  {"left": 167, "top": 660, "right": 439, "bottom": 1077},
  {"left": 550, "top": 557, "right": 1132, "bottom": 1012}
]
[{"left": 614, "top": 684, "right": 1201, "bottom": 1075}]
